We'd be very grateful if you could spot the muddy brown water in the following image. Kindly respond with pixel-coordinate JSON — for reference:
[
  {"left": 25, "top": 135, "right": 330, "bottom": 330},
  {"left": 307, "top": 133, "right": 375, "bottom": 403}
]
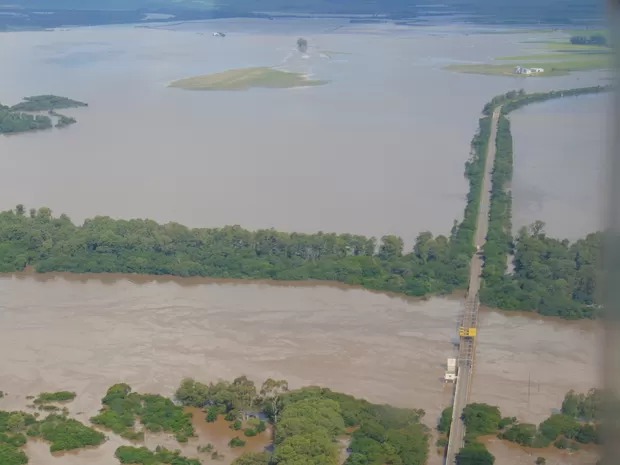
[
  {"left": 0, "top": 273, "right": 601, "bottom": 464},
  {"left": 510, "top": 93, "right": 610, "bottom": 241},
  {"left": 482, "top": 436, "right": 600, "bottom": 465},
  {"left": 0, "top": 22, "right": 608, "bottom": 246}
]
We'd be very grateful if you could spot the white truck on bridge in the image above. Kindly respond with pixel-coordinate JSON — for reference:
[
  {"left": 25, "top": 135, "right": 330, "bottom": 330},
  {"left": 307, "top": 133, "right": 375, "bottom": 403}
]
[{"left": 444, "top": 358, "right": 457, "bottom": 383}]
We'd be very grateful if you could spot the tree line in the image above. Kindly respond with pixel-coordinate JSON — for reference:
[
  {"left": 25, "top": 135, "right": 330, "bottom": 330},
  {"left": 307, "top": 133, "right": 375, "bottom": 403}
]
[
  {"left": 570, "top": 34, "right": 607, "bottom": 46},
  {"left": 0, "top": 204, "right": 476, "bottom": 297},
  {"left": 482, "top": 86, "right": 611, "bottom": 116},
  {"left": 478, "top": 86, "right": 609, "bottom": 319}
]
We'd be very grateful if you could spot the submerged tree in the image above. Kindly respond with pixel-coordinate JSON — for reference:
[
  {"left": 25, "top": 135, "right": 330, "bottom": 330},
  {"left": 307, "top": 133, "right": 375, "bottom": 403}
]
[
  {"left": 260, "top": 379, "right": 289, "bottom": 423},
  {"left": 297, "top": 38, "right": 308, "bottom": 53}
]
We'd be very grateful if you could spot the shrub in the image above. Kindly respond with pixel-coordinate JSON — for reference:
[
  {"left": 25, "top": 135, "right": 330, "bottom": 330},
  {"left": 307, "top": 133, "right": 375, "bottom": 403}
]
[
  {"left": 229, "top": 436, "right": 246, "bottom": 448},
  {"left": 207, "top": 407, "right": 219, "bottom": 423}
]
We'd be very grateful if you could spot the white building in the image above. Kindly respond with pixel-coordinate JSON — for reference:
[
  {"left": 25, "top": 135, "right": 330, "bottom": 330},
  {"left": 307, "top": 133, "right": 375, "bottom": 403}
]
[{"left": 514, "top": 66, "right": 544, "bottom": 75}]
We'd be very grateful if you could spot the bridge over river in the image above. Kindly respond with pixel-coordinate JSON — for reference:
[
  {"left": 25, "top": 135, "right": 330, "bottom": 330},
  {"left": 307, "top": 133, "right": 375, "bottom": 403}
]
[{"left": 445, "top": 107, "right": 500, "bottom": 464}]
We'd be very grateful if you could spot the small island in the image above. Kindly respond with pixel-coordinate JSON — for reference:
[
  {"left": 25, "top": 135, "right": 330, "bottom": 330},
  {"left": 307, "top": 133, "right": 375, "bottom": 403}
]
[
  {"left": 0, "top": 95, "right": 86, "bottom": 134},
  {"left": 10, "top": 95, "right": 87, "bottom": 112},
  {"left": 169, "top": 67, "right": 327, "bottom": 91}
]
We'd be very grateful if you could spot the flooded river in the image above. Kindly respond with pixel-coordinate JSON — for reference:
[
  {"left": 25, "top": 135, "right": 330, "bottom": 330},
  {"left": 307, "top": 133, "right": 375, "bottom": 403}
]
[
  {"left": 0, "top": 18, "right": 607, "bottom": 465},
  {"left": 0, "top": 20, "right": 606, "bottom": 243},
  {"left": 0, "top": 274, "right": 601, "bottom": 464}
]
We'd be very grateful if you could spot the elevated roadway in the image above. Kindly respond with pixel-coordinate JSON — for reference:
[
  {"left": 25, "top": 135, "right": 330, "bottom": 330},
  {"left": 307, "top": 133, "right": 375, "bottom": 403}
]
[{"left": 444, "top": 107, "right": 500, "bottom": 464}]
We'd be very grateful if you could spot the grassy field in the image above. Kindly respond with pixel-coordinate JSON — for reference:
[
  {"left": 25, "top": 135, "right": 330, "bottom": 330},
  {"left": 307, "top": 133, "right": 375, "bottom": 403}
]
[
  {"left": 447, "top": 30, "right": 611, "bottom": 78},
  {"left": 169, "top": 67, "right": 327, "bottom": 91}
]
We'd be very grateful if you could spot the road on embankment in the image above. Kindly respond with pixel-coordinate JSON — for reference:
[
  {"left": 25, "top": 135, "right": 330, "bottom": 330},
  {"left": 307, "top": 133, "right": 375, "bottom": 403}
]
[{"left": 445, "top": 107, "right": 500, "bottom": 465}]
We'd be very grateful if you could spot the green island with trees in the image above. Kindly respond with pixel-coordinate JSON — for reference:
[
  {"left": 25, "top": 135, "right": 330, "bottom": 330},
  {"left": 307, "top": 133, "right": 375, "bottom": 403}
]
[
  {"left": 440, "top": 388, "right": 604, "bottom": 464},
  {"left": 1, "top": 376, "right": 430, "bottom": 465},
  {"left": 0, "top": 409, "right": 105, "bottom": 464},
  {"left": 0, "top": 86, "right": 609, "bottom": 319},
  {"left": 33, "top": 391, "right": 76, "bottom": 405},
  {"left": 0, "top": 95, "right": 85, "bottom": 134},
  {"left": 90, "top": 383, "right": 195, "bottom": 442}
]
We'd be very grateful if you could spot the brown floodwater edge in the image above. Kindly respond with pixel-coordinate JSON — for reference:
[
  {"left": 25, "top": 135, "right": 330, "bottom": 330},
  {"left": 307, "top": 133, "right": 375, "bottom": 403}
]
[
  {"left": 3, "top": 269, "right": 465, "bottom": 303},
  {"left": 481, "top": 435, "right": 600, "bottom": 465},
  {"left": 2, "top": 270, "right": 602, "bottom": 328}
]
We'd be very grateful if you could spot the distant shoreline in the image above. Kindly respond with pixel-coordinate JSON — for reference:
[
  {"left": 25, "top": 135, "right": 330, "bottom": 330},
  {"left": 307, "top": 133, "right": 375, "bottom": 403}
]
[
  {"left": 2, "top": 268, "right": 452, "bottom": 302},
  {"left": 0, "top": 5, "right": 605, "bottom": 33}
]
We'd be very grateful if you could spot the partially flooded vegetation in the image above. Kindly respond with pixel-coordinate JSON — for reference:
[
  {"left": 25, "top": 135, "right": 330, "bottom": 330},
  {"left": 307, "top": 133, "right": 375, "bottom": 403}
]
[
  {"left": 450, "top": 388, "right": 603, "bottom": 462},
  {"left": 447, "top": 30, "right": 611, "bottom": 77},
  {"left": 0, "top": 15, "right": 610, "bottom": 465},
  {"left": 0, "top": 95, "right": 86, "bottom": 134},
  {"left": 0, "top": 409, "right": 104, "bottom": 463},
  {"left": 90, "top": 384, "right": 194, "bottom": 442},
  {"left": 33, "top": 392, "right": 76, "bottom": 405},
  {"left": 169, "top": 67, "right": 327, "bottom": 91},
  {"left": 1, "top": 377, "right": 431, "bottom": 465}
]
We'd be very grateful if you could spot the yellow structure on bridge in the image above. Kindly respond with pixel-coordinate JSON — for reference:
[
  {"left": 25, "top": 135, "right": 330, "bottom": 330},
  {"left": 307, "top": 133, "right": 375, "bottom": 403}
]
[{"left": 459, "top": 327, "right": 477, "bottom": 338}]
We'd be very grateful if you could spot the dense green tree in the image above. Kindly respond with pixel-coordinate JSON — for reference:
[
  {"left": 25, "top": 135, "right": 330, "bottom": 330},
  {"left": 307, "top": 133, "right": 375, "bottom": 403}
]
[
  {"left": 34, "top": 391, "right": 76, "bottom": 404},
  {"left": 10, "top": 95, "right": 87, "bottom": 112},
  {"left": 456, "top": 442, "right": 495, "bottom": 465},
  {"left": 115, "top": 445, "right": 200, "bottom": 465},
  {"left": 92, "top": 384, "right": 194, "bottom": 442},
  {"left": 276, "top": 398, "right": 344, "bottom": 444},
  {"left": 232, "top": 452, "right": 271, "bottom": 465},
  {"left": 176, "top": 378, "right": 211, "bottom": 407},
  {"left": 538, "top": 414, "right": 580, "bottom": 442},
  {"left": 0, "top": 444, "right": 28, "bottom": 465},
  {"left": 500, "top": 422, "right": 537, "bottom": 446},
  {"left": 461, "top": 404, "right": 501, "bottom": 439},
  {"left": 273, "top": 431, "right": 339, "bottom": 465},
  {"left": 438, "top": 406, "right": 452, "bottom": 434},
  {"left": 30, "top": 414, "right": 105, "bottom": 452},
  {"left": 260, "top": 378, "right": 289, "bottom": 423},
  {"left": 561, "top": 389, "right": 603, "bottom": 421}
]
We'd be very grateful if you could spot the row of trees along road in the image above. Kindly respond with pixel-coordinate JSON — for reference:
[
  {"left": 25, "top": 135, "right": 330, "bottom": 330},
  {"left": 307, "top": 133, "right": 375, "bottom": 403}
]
[{"left": 478, "top": 85, "right": 609, "bottom": 319}]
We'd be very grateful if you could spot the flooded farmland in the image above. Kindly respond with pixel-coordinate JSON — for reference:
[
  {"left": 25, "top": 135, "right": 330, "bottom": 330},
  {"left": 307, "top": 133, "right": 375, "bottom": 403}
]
[
  {"left": 0, "top": 16, "right": 609, "bottom": 465},
  {"left": 0, "top": 274, "right": 601, "bottom": 464},
  {"left": 511, "top": 93, "right": 610, "bottom": 240},
  {"left": 0, "top": 20, "right": 607, "bottom": 243}
]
